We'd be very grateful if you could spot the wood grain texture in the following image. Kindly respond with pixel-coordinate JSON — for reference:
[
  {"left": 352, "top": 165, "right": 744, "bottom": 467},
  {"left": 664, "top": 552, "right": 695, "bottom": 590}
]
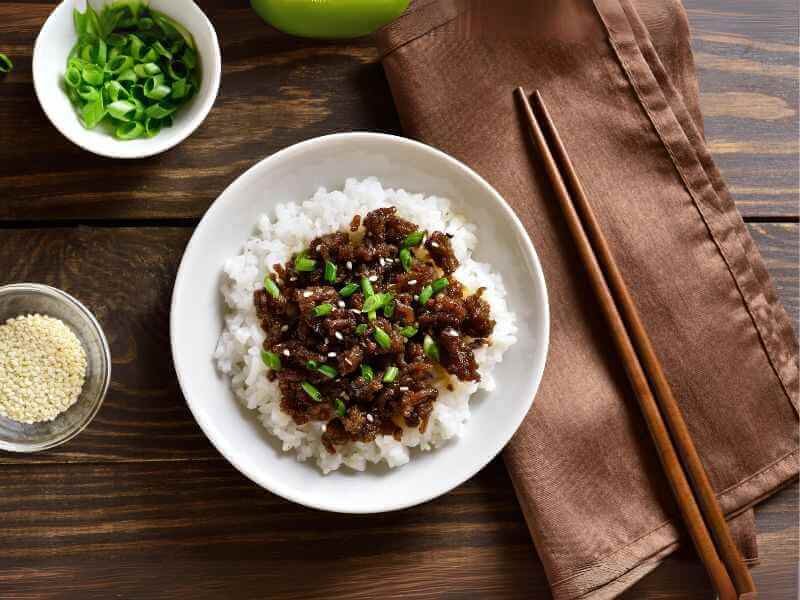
[
  {"left": 686, "top": 0, "right": 800, "bottom": 218},
  {"left": 0, "top": 1, "right": 796, "bottom": 220}
]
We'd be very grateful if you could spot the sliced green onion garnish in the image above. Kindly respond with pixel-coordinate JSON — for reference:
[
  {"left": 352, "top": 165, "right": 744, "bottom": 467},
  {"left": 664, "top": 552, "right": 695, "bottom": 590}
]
[
  {"left": 0, "top": 53, "right": 13, "bottom": 74},
  {"left": 373, "top": 327, "right": 392, "bottom": 350},
  {"left": 263, "top": 277, "right": 280, "bottom": 299},
  {"left": 355, "top": 324, "right": 368, "bottom": 336},
  {"left": 361, "top": 276, "right": 374, "bottom": 297},
  {"left": 383, "top": 301, "right": 395, "bottom": 318},
  {"left": 419, "top": 285, "right": 434, "bottom": 306},
  {"left": 295, "top": 256, "right": 317, "bottom": 272},
  {"left": 312, "top": 303, "right": 333, "bottom": 317},
  {"left": 317, "top": 364, "right": 337, "bottom": 379},
  {"left": 423, "top": 335, "right": 440, "bottom": 361},
  {"left": 400, "top": 325, "right": 418, "bottom": 338},
  {"left": 360, "top": 364, "right": 374, "bottom": 382},
  {"left": 324, "top": 260, "right": 337, "bottom": 283},
  {"left": 361, "top": 292, "right": 393, "bottom": 314},
  {"left": 401, "top": 230, "right": 425, "bottom": 248},
  {"left": 339, "top": 282, "right": 359, "bottom": 297},
  {"left": 261, "top": 350, "right": 282, "bottom": 371},
  {"left": 64, "top": 2, "right": 200, "bottom": 140},
  {"left": 334, "top": 398, "right": 347, "bottom": 417},
  {"left": 301, "top": 381, "right": 322, "bottom": 402},
  {"left": 399, "top": 248, "right": 413, "bottom": 272},
  {"left": 306, "top": 360, "right": 319, "bottom": 370},
  {"left": 432, "top": 278, "right": 449, "bottom": 293},
  {"left": 383, "top": 366, "right": 399, "bottom": 383}
]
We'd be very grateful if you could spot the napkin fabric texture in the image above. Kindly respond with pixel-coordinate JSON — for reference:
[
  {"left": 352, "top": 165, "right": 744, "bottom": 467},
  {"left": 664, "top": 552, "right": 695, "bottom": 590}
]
[{"left": 377, "top": 1, "right": 799, "bottom": 598}]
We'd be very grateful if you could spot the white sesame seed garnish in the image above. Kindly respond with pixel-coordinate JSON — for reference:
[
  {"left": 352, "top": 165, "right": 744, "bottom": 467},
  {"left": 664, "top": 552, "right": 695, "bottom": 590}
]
[
  {"left": 399, "top": 386, "right": 409, "bottom": 392},
  {"left": 302, "top": 290, "right": 313, "bottom": 298},
  {"left": 369, "top": 275, "right": 378, "bottom": 282},
  {"left": 413, "top": 295, "right": 419, "bottom": 301},
  {"left": 316, "top": 245, "right": 322, "bottom": 252},
  {"left": 280, "top": 324, "right": 289, "bottom": 332},
  {"left": 350, "top": 309, "right": 360, "bottom": 314},
  {"left": 346, "top": 261, "right": 353, "bottom": 270},
  {"left": 445, "top": 328, "right": 459, "bottom": 336},
  {"left": 324, "top": 338, "right": 329, "bottom": 344},
  {"left": 366, "top": 414, "right": 374, "bottom": 423},
  {"left": 290, "top": 276, "right": 297, "bottom": 282},
  {"left": 343, "top": 358, "right": 352, "bottom": 366},
  {"left": 386, "top": 258, "right": 394, "bottom": 264},
  {"left": 328, "top": 352, "right": 337, "bottom": 358},
  {"left": 338, "top": 301, "right": 346, "bottom": 308},
  {"left": 379, "top": 258, "right": 385, "bottom": 266},
  {"left": 430, "top": 241, "right": 440, "bottom": 248},
  {"left": 334, "top": 331, "right": 344, "bottom": 341},
  {"left": 321, "top": 424, "right": 327, "bottom": 432},
  {"left": 407, "top": 279, "right": 417, "bottom": 285},
  {"left": 282, "top": 349, "right": 291, "bottom": 357}
]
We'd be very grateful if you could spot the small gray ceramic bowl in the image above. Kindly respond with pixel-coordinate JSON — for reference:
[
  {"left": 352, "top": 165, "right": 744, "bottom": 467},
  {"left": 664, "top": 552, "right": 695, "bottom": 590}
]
[{"left": 0, "top": 284, "right": 110, "bottom": 452}]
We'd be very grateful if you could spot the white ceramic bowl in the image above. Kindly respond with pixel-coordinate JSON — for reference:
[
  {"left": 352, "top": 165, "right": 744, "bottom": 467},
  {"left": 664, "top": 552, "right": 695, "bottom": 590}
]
[
  {"left": 171, "top": 133, "right": 550, "bottom": 513},
  {"left": 33, "top": 0, "right": 221, "bottom": 159}
]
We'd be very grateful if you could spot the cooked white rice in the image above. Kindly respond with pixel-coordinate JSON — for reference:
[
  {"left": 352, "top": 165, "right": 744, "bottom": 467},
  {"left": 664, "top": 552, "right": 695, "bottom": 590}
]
[{"left": 214, "top": 177, "right": 517, "bottom": 473}]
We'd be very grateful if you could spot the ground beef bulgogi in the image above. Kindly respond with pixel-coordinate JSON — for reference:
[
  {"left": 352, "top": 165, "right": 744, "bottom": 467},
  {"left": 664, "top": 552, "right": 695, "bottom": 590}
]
[{"left": 253, "top": 207, "right": 496, "bottom": 454}]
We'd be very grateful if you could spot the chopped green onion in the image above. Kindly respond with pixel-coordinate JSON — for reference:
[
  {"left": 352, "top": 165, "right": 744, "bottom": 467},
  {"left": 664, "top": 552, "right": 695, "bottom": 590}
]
[
  {"left": 383, "top": 366, "right": 399, "bottom": 383},
  {"left": 419, "top": 285, "right": 434, "bottom": 306},
  {"left": 334, "top": 398, "right": 347, "bottom": 417},
  {"left": 324, "top": 260, "right": 337, "bottom": 283},
  {"left": 339, "top": 282, "right": 359, "bottom": 297},
  {"left": 115, "top": 121, "right": 144, "bottom": 140},
  {"left": 373, "top": 327, "right": 392, "bottom": 350},
  {"left": 263, "top": 277, "right": 280, "bottom": 299},
  {"left": 306, "top": 360, "right": 319, "bottom": 369},
  {"left": 301, "top": 382, "right": 322, "bottom": 402},
  {"left": 312, "top": 303, "right": 333, "bottom": 317},
  {"left": 399, "top": 325, "right": 418, "bottom": 338},
  {"left": 361, "top": 276, "right": 374, "bottom": 298},
  {"left": 261, "top": 350, "right": 282, "bottom": 371},
  {"left": 401, "top": 230, "right": 425, "bottom": 248},
  {"left": 360, "top": 364, "right": 374, "bottom": 382},
  {"left": 383, "top": 301, "right": 395, "bottom": 318},
  {"left": 0, "top": 53, "right": 13, "bottom": 74},
  {"left": 295, "top": 256, "right": 317, "bottom": 272},
  {"left": 423, "top": 335, "right": 440, "bottom": 361},
  {"left": 355, "top": 324, "right": 368, "bottom": 336},
  {"left": 317, "top": 364, "right": 337, "bottom": 379},
  {"left": 361, "top": 292, "right": 393, "bottom": 314},
  {"left": 432, "top": 277, "right": 449, "bottom": 293},
  {"left": 399, "top": 248, "right": 413, "bottom": 272}
]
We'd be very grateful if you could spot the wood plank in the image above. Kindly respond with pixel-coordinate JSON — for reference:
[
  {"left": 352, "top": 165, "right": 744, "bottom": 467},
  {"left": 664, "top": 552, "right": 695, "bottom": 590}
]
[
  {"left": 0, "top": 458, "right": 794, "bottom": 599},
  {"left": 686, "top": 0, "right": 800, "bottom": 218},
  {"left": 0, "top": 1, "right": 796, "bottom": 220},
  {"left": 0, "top": 1, "right": 400, "bottom": 221}
]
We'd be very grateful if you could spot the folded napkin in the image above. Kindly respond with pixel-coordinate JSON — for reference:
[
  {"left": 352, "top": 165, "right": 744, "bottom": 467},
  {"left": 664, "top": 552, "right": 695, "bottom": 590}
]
[{"left": 378, "top": 1, "right": 799, "bottom": 598}]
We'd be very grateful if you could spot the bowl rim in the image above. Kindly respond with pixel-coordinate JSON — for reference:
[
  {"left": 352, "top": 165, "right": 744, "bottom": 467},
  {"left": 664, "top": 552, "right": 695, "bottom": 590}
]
[
  {"left": 171, "top": 132, "right": 550, "bottom": 513},
  {"left": 0, "top": 283, "right": 112, "bottom": 453},
  {"left": 31, "top": 0, "right": 222, "bottom": 160}
]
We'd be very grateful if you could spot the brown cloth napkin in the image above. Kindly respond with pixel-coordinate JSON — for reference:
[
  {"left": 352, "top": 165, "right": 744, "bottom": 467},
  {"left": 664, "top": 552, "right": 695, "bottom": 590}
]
[{"left": 377, "top": 1, "right": 799, "bottom": 598}]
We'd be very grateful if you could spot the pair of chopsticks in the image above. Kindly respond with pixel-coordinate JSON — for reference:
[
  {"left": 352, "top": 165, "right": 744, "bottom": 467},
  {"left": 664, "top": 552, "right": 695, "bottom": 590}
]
[{"left": 515, "top": 87, "right": 757, "bottom": 600}]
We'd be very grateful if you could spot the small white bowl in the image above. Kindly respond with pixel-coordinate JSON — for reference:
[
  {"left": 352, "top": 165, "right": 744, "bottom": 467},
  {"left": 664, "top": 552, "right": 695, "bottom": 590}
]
[
  {"left": 171, "top": 133, "right": 550, "bottom": 513},
  {"left": 33, "top": 0, "right": 221, "bottom": 159}
]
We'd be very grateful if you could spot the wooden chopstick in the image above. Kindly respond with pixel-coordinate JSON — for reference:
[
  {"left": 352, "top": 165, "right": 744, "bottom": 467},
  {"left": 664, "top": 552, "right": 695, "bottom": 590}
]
[
  {"left": 526, "top": 89, "right": 758, "bottom": 599},
  {"left": 515, "top": 86, "right": 751, "bottom": 600}
]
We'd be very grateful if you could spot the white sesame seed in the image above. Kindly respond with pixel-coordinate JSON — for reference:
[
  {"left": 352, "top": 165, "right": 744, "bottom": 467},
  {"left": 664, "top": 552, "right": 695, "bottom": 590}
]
[
  {"left": 385, "top": 258, "right": 394, "bottom": 264},
  {"left": 316, "top": 245, "right": 322, "bottom": 252},
  {"left": 346, "top": 261, "right": 353, "bottom": 270},
  {"left": 366, "top": 414, "right": 374, "bottom": 423},
  {"left": 445, "top": 328, "right": 459, "bottom": 336},
  {"left": 399, "top": 386, "right": 409, "bottom": 392},
  {"left": 290, "top": 276, "right": 297, "bottom": 282},
  {"left": 321, "top": 424, "right": 327, "bottom": 432},
  {"left": 324, "top": 337, "right": 329, "bottom": 345},
  {"left": 283, "top": 349, "right": 291, "bottom": 357},
  {"left": 334, "top": 331, "right": 344, "bottom": 341},
  {"left": 430, "top": 241, "right": 440, "bottom": 248},
  {"left": 338, "top": 301, "right": 346, "bottom": 308},
  {"left": 379, "top": 258, "right": 385, "bottom": 266},
  {"left": 328, "top": 352, "right": 337, "bottom": 358},
  {"left": 350, "top": 309, "right": 360, "bottom": 314},
  {"left": 302, "top": 290, "right": 313, "bottom": 298},
  {"left": 369, "top": 275, "right": 378, "bottom": 282},
  {"left": 280, "top": 324, "right": 289, "bottom": 332},
  {"left": 413, "top": 295, "right": 419, "bottom": 301},
  {"left": 407, "top": 279, "right": 417, "bottom": 285}
]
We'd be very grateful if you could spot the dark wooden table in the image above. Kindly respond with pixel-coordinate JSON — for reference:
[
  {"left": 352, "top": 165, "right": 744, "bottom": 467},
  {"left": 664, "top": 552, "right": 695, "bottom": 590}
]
[{"left": 0, "top": 1, "right": 797, "bottom": 598}]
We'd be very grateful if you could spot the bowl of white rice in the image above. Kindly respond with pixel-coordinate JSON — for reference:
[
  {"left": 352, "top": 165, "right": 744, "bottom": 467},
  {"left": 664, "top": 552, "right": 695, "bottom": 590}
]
[{"left": 171, "top": 133, "right": 549, "bottom": 513}]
